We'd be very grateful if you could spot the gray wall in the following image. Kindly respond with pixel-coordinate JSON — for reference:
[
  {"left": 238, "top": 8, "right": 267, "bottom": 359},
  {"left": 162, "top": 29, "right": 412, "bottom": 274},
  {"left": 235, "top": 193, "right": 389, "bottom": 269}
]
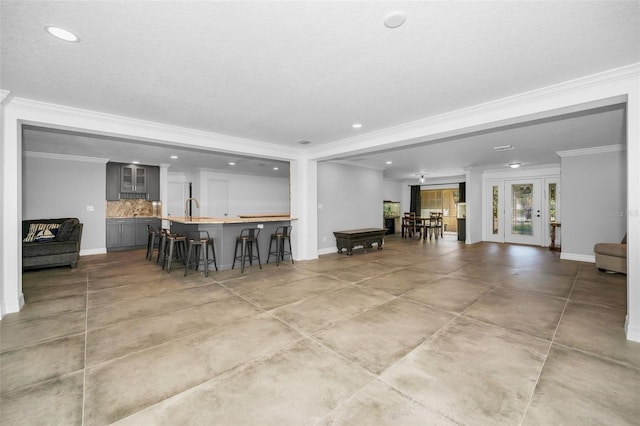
[
  {"left": 561, "top": 149, "right": 627, "bottom": 257},
  {"left": 22, "top": 155, "right": 106, "bottom": 254},
  {"left": 317, "top": 162, "right": 384, "bottom": 252}
]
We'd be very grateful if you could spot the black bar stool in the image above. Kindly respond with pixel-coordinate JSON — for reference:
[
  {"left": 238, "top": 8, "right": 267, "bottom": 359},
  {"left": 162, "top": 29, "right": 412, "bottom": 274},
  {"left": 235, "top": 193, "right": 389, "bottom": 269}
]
[
  {"left": 146, "top": 224, "right": 161, "bottom": 261},
  {"left": 184, "top": 230, "right": 218, "bottom": 277},
  {"left": 160, "top": 230, "right": 187, "bottom": 273},
  {"left": 267, "top": 225, "right": 294, "bottom": 266},
  {"left": 232, "top": 228, "right": 261, "bottom": 273}
]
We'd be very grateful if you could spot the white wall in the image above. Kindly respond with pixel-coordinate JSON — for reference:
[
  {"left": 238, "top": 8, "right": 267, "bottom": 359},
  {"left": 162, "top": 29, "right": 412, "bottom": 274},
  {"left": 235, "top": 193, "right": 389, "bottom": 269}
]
[
  {"left": 177, "top": 170, "right": 290, "bottom": 218},
  {"left": 466, "top": 169, "right": 483, "bottom": 243},
  {"left": 561, "top": 148, "right": 627, "bottom": 260},
  {"left": 382, "top": 180, "right": 403, "bottom": 202},
  {"left": 317, "top": 162, "right": 384, "bottom": 253},
  {"left": 22, "top": 154, "right": 107, "bottom": 254},
  {"left": 0, "top": 93, "right": 7, "bottom": 317}
]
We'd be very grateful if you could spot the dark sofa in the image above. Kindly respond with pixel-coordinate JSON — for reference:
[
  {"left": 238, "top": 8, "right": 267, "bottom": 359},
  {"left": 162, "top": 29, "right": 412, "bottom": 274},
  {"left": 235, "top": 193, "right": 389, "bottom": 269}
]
[{"left": 22, "top": 218, "right": 83, "bottom": 270}]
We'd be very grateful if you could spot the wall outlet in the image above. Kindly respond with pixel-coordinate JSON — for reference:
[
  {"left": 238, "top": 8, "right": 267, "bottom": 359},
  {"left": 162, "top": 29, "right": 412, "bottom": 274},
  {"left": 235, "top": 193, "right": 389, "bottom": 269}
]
[
  {"left": 257, "top": 224, "right": 264, "bottom": 229},
  {"left": 86, "top": 205, "right": 94, "bottom": 212}
]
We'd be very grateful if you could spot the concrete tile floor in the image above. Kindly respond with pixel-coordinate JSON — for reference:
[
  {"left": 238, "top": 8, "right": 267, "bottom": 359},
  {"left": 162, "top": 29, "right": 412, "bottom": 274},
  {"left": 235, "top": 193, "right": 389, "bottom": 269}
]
[{"left": 1, "top": 236, "right": 639, "bottom": 425}]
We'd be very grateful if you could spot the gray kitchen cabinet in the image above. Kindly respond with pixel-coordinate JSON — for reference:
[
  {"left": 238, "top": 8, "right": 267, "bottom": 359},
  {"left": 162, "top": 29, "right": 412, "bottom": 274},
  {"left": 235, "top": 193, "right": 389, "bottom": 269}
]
[
  {"left": 106, "top": 162, "right": 160, "bottom": 200},
  {"left": 106, "top": 219, "right": 136, "bottom": 250},
  {"left": 121, "top": 164, "right": 147, "bottom": 194},
  {"left": 106, "top": 162, "right": 121, "bottom": 201},
  {"left": 147, "top": 166, "right": 160, "bottom": 201},
  {"left": 135, "top": 218, "right": 161, "bottom": 246},
  {"left": 107, "top": 218, "right": 160, "bottom": 251}
]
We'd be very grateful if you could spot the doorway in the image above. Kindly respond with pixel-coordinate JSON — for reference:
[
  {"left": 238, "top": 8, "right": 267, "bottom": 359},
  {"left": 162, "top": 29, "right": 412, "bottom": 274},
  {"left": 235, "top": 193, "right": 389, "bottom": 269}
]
[
  {"left": 486, "top": 175, "right": 556, "bottom": 247},
  {"left": 504, "top": 179, "right": 542, "bottom": 245}
]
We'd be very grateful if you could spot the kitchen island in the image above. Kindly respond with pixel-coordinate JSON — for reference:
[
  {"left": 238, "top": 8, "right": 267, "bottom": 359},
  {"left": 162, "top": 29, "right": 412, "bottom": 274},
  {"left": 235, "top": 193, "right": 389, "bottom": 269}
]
[{"left": 165, "top": 215, "right": 295, "bottom": 270}]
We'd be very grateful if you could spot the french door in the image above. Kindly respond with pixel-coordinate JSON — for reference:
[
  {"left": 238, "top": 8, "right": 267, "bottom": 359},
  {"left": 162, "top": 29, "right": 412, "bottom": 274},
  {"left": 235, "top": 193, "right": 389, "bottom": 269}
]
[
  {"left": 485, "top": 178, "right": 547, "bottom": 246},
  {"left": 504, "top": 179, "right": 542, "bottom": 245}
]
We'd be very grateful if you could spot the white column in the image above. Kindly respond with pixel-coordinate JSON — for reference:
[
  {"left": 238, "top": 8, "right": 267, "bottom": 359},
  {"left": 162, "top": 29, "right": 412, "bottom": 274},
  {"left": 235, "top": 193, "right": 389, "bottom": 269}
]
[
  {"left": 626, "top": 85, "right": 640, "bottom": 342},
  {"left": 159, "top": 163, "right": 170, "bottom": 228},
  {"left": 289, "top": 158, "right": 318, "bottom": 261},
  {"left": 1, "top": 95, "right": 24, "bottom": 317}
]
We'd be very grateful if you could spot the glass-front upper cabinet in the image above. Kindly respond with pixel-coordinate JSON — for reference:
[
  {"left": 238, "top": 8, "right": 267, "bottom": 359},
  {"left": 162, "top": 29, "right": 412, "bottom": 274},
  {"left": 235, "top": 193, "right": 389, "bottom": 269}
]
[{"left": 120, "top": 164, "right": 147, "bottom": 193}]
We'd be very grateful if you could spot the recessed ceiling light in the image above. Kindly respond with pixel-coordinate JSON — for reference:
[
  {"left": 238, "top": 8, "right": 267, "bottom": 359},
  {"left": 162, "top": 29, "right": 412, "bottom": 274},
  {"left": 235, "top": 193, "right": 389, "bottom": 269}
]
[
  {"left": 170, "top": 155, "right": 178, "bottom": 159},
  {"left": 509, "top": 162, "right": 522, "bottom": 169},
  {"left": 273, "top": 167, "right": 279, "bottom": 171},
  {"left": 493, "top": 145, "right": 514, "bottom": 151},
  {"left": 386, "top": 161, "right": 393, "bottom": 165},
  {"left": 384, "top": 11, "right": 406, "bottom": 29},
  {"left": 45, "top": 26, "right": 80, "bottom": 43},
  {"left": 352, "top": 123, "right": 362, "bottom": 129},
  {"left": 132, "top": 161, "right": 140, "bottom": 164},
  {"left": 229, "top": 162, "right": 235, "bottom": 166}
]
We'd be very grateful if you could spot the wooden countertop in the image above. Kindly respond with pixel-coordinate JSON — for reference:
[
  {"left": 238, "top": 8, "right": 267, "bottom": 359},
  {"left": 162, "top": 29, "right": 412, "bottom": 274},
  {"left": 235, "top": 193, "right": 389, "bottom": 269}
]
[{"left": 164, "top": 216, "right": 295, "bottom": 224}]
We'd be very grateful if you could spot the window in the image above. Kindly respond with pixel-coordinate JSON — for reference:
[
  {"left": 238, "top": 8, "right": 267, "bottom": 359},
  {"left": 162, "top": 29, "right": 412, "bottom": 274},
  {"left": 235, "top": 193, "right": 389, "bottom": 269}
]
[{"left": 420, "top": 188, "right": 458, "bottom": 232}]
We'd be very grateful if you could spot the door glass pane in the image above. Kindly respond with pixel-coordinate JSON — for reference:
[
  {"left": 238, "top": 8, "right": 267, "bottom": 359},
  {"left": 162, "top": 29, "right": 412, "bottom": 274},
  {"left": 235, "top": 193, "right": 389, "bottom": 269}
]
[
  {"left": 492, "top": 185, "right": 499, "bottom": 234},
  {"left": 511, "top": 184, "right": 533, "bottom": 236},
  {"left": 548, "top": 183, "right": 557, "bottom": 223}
]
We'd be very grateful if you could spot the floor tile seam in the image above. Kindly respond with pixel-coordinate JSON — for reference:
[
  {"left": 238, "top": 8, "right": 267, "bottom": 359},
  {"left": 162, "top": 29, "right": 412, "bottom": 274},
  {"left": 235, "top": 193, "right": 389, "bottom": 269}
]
[
  {"left": 572, "top": 275, "right": 628, "bottom": 286},
  {"left": 0, "top": 324, "right": 87, "bottom": 355},
  {"left": 517, "top": 263, "right": 583, "bottom": 426},
  {"left": 262, "top": 305, "right": 401, "bottom": 379},
  {"left": 108, "top": 338, "right": 317, "bottom": 425},
  {"left": 370, "top": 313, "right": 463, "bottom": 385},
  {"left": 311, "top": 378, "right": 374, "bottom": 425},
  {"left": 564, "top": 298, "right": 628, "bottom": 313},
  {"left": 87, "top": 278, "right": 216, "bottom": 300},
  {"left": 549, "top": 341, "right": 640, "bottom": 372},
  {"left": 299, "top": 295, "right": 402, "bottom": 338},
  {"left": 218, "top": 278, "right": 356, "bottom": 314},
  {"left": 82, "top": 269, "right": 90, "bottom": 426},
  {"left": 0, "top": 367, "right": 85, "bottom": 398},
  {"left": 453, "top": 284, "right": 504, "bottom": 318},
  {"left": 249, "top": 280, "right": 363, "bottom": 312},
  {"left": 491, "top": 284, "right": 571, "bottom": 303},
  {"left": 85, "top": 291, "right": 244, "bottom": 334},
  {"left": 108, "top": 335, "right": 315, "bottom": 425},
  {"left": 0, "top": 305, "right": 88, "bottom": 328},
  {"left": 370, "top": 376, "right": 464, "bottom": 426},
  {"left": 394, "top": 294, "right": 464, "bottom": 318},
  {"left": 456, "top": 315, "right": 554, "bottom": 346},
  {"left": 0, "top": 330, "right": 86, "bottom": 355},
  {"left": 21, "top": 281, "right": 91, "bottom": 291},
  {"left": 85, "top": 284, "right": 236, "bottom": 322},
  {"left": 230, "top": 272, "right": 340, "bottom": 293},
  {"left": 84, "top": 309, "right": 266, "bottom": 369}
]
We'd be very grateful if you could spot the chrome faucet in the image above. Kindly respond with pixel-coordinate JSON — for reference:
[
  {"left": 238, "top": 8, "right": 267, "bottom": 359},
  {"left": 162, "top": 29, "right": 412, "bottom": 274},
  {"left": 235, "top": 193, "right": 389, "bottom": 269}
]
[{"left": 185, "top": 197, "right": 200, "bottom": 221}]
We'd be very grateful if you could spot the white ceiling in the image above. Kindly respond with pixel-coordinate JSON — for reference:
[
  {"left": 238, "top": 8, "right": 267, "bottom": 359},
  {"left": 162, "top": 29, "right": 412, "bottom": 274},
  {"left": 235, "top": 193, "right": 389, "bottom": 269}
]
[{"left": 2, "top": 1, "right": 638, "bottom": 179}]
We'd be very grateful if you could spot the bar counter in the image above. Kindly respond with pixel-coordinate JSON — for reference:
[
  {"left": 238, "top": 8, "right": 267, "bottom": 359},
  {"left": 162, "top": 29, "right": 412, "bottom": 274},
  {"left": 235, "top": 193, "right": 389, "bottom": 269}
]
[{"left": 165, "top": 215, "right": 295, "bottom": 270}]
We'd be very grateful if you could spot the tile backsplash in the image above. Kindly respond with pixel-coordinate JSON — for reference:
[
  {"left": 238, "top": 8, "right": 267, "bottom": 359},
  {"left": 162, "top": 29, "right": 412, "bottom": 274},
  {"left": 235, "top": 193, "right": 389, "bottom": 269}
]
[{"left": 106, "top": 200, "right": 161, "bottom": 217}]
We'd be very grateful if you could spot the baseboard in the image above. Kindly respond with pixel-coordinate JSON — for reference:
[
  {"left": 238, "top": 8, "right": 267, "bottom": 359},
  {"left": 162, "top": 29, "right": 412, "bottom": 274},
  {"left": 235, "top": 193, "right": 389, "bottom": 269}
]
[
  {"left": 1, "top": 293, "right": 25, "bottom": 318},
  {"left": 560, "top": 252, "right": 595, "bottom": 263},
  {"left": 625, "top": 315, "right": 640, "bottom": 343},
  {"left": 80, "top": 248, "right": 107, "bottom": 256},
  {"left": 318, "top": 246, "right": 337, "bottom": 256}
]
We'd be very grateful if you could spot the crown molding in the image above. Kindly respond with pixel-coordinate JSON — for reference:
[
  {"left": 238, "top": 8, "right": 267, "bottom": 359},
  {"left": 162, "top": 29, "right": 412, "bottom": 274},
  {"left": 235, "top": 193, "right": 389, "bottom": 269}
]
[
  {"left": 556, "top": 144, "right": 626, "bottom": 157},
  {"left": 9, "top": 97, "right": 303, "bottom": 162},
  {"left": 0, "top": 90, "right": 13, "bottom": 105},
  {"left": 22, "top": 151, "right": 110, "bottom": 163},
  {"left": 328, "top": 160, "right": 385, "bottom": 171},
  {"left": 306, "top": 63, "right": 639, "bottom": 161}
]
